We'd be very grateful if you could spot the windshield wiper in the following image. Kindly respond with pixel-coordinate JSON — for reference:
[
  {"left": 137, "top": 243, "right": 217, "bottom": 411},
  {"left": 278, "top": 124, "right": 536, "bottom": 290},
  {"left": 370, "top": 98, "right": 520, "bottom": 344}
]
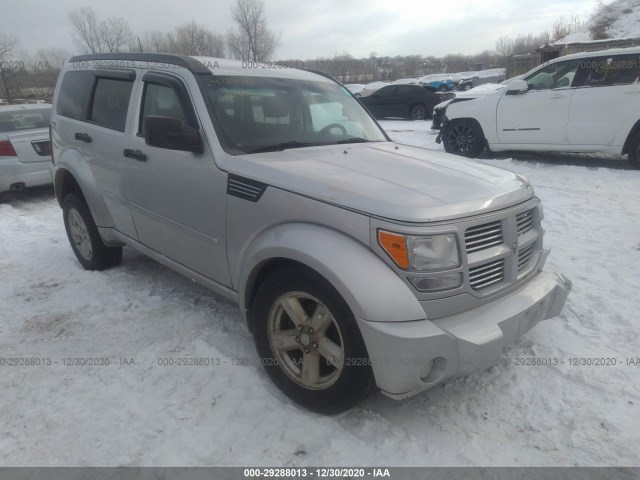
[
  {"left": 248, "top": 141, "right": 318, "bottom": 153},
  {"left": 336, "top": 137, "right": 370, "bottom": 144}
]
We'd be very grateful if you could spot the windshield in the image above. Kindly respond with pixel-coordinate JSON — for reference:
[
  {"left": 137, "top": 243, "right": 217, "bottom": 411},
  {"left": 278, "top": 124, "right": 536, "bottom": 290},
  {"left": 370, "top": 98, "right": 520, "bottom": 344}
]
[{"left": 203, "top": 76, "right": 387, "bottom": 154}]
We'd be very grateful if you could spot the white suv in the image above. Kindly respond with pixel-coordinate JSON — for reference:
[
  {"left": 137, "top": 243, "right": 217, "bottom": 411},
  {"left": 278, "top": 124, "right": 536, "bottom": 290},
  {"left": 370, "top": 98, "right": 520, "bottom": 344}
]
[{"left": 435, "top": 47, "right": 640, "bottom": 168}]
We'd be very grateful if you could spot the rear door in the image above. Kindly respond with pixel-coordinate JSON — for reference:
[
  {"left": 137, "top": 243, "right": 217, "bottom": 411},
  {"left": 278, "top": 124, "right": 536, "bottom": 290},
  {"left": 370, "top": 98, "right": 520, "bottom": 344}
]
[
  {"left": 82, "top": 69, "right": 139, "bottom": 238},
  {"left": 497, "top": 58, "right": 579, "bottom": 144},
  {"left": 567, "top": 54, "right": 640, "bottom": 146},
  {"left": 125, "top": 70, "right": 231, "bottom": 285}
]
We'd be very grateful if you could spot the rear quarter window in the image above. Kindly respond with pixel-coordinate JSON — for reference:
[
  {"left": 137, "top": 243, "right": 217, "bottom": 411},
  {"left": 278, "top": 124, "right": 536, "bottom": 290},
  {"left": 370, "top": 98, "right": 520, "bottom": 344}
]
[{"left": 56, "top": 71, "right": 93, "bottom": 120}]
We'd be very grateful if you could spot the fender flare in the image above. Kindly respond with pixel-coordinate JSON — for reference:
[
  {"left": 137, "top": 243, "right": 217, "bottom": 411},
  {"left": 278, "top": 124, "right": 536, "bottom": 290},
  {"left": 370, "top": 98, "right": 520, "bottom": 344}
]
[
  {"left": 238, "top": 223, "right": 426, "bottom": 323},
  {"left": 54, "top": 148, "right": 116, "bottom": 229}
]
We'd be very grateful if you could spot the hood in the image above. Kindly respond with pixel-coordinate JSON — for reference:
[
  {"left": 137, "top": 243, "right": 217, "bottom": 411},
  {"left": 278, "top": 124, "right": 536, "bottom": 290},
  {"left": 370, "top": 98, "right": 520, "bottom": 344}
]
[
  {"left": 228, "top": 142, "right": 534, "bottom": 223},
  {"left": 434, "top": 83, "right": 505, "bottom": 111}
]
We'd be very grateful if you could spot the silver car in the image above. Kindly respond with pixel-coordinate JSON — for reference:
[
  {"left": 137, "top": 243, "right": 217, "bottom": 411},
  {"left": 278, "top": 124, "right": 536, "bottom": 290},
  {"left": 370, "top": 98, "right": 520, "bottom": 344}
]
[
  {"left": 0, "top": 104, "right": 52, "bottom": 193},
  {"left": 50, "top": 54, "right": 571, "bottom": 413}
]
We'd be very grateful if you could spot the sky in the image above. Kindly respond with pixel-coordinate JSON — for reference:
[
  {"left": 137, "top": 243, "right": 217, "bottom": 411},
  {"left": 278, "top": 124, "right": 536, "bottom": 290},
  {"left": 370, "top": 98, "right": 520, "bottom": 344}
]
[{"left": 4, "top": 0, "right": 599, "bottom": 59}]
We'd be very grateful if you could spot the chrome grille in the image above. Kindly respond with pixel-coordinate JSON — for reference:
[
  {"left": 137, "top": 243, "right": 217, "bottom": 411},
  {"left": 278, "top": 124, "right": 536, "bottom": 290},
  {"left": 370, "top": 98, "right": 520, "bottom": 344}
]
[
  {"left": 516, "top": 209, "right": 534, "bottom": 236},
  {"left": 518, "top": 244, "right": 534, "bottom": 272},
  {"left": 465, "top": 221, "right": 503, "bottom": 253},
  {"left": 469, "top": 258, "right": 505, "bottom": 290}
]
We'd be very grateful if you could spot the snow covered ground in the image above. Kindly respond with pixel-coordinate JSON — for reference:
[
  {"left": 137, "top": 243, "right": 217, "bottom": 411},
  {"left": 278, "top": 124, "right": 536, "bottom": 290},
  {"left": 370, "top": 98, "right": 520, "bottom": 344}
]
[{"left": 1, "top": 120, "right": 639, "bottom": 467}]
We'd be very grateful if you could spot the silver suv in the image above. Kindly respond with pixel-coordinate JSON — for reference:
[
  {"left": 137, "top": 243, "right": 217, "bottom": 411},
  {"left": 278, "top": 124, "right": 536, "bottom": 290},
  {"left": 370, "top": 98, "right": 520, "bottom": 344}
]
[{"left": 50, "top": 53, "right": 571, "bottom": 413}]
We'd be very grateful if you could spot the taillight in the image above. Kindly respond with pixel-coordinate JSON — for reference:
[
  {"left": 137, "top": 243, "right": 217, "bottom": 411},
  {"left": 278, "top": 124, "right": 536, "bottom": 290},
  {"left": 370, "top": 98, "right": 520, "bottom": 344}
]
[{"left": 0, "top": 140, "right": 17, "bottom": 157}]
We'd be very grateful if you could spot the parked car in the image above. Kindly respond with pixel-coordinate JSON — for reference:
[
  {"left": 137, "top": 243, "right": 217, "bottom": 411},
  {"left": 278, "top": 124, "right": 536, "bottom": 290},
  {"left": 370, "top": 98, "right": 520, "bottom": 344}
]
[
  {"left": 435, "top": 47, "right": 640, "bottom": 168},
  {"left": 455, "top": 69, "right": 507, "bottom": 91},
  {"left": 51, "top": 53, "right": 570, "bottom": 413},
  {"left": 0, "top": 99, "right": 8, "bottom": 106},
  {"left": 0, "top": 104, "right": 52, "bottom": 193},
  {"left": 359, "top": 84, "right": 454, "bottom": 120},
  {"left": 344, "top": 83, "right": 365, "bottom": 97},
  {"left": 417, "top": 74, "right": 456, "bottom": 91},
  {"left": 358, "top": 81, "right": 390, "bottom": 97}
]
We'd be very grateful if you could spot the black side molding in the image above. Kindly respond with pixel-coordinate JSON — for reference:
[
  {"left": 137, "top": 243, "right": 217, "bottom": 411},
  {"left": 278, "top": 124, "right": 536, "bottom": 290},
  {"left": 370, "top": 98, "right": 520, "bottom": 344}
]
[{"left": 227, "top": 175, "right": 267, "bottom": 202}]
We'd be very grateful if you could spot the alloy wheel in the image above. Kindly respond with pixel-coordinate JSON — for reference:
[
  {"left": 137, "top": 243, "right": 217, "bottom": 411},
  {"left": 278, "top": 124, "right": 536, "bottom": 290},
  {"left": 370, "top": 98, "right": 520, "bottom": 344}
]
[
  {"left": 68, "top": 208, "right": 92, "bottom": 260},
  {"left": 446, "top": 123, "right": 476, "bottom": 154},
  {"left": 268, "top": 292, "right": 345, "bottom": 390}
]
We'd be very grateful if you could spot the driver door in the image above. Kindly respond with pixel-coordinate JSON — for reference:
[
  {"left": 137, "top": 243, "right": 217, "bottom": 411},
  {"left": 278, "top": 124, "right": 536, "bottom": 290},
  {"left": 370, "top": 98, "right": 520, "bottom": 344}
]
[
  {"left": 497, "top": 59, "right": 580, "bottom": 145},
  {"left": 125, "top": 70, "right": 231, "bottom": 286}
]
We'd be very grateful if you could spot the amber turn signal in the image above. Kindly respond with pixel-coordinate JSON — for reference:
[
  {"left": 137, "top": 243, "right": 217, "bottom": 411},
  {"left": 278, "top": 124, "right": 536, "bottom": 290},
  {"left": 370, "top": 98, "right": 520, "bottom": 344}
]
[{"left": 378, "top": 230, "right": 409, "bottom": 269}]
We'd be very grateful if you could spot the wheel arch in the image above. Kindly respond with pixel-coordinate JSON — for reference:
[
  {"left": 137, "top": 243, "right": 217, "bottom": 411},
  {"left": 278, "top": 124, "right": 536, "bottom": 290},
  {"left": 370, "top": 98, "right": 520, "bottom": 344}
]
[
  {"left": 621, "top": 119, "right": 640, "bottom": 156},
  {"left": 53, "top": 150, "right": 116, "bottom": 229},
  {"left": 239, "top": 223, "right": 426, "bottom": 330}
]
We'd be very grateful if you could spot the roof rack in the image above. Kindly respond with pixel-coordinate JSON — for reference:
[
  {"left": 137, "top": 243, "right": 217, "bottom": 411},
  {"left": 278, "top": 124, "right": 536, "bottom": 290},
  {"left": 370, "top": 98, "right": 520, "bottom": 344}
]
[{"left": 69, "top": 53, "right": 211, "bottom": 75}]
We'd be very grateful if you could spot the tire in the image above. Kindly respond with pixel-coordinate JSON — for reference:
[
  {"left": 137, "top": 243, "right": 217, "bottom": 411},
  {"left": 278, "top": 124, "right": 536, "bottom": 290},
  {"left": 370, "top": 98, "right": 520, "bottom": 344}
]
[
  {"left": 62, "top": 193, "right": 122, "bottom": 270},
  {"left": 251, "top": 267, "right": 374, "bottom": 414},
  {"left": 438, "top": 85, "right": 448, "bottom": 92},
  {"left": 627, "top": 131, "right": 640, "bottom": 169},
  {"left": 410, "top": 103, "right": 428, "bottom": 120},
  {"left": 442, "top": 119, "right": 486, "bottom": 158},
  {"left": 463, "top": 83, "right": 473, "bottom": 91}
]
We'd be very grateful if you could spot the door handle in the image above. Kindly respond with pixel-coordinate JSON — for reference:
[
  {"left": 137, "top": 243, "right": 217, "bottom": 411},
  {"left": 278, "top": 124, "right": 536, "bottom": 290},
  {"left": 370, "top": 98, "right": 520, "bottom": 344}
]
[
  {"left": 123, "top": 149, "right": 147, "bottom": 161},
  {"left": 75, "top": 132, "right": 92, "bottom": 143},
  {"left": 124, "top": 149, "right": 147, "bottom": 161}
]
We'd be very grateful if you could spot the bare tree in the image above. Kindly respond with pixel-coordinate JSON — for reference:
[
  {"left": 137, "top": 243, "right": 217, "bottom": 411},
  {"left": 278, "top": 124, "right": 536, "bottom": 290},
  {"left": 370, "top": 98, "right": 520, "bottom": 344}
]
[
  {"left": 33, "top": 48, "right": 70, "bottom": 89},
  {"left": 69, "top": 7, "right": 103, "bottom": 53},
  {"left": 100, "top": 17, "right": 132, "bottom": 53},
  {"left": 552, "top": 15, "right": 584, "bottom": 42},
  {"left": 69, "top": 7, "right": 132, "bottom": 53},
  {"left": 227, "top": 0, "right": 279, "bottom": 62},
  {"left": 166, "top": 22, "right": 225, "bottom": 57},
  {"left": 0, "top": 34, "right": 21, "bottom": 102}
]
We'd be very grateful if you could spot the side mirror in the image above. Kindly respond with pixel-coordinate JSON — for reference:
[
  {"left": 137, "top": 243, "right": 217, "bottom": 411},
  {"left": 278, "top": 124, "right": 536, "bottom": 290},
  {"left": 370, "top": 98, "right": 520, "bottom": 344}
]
[
  {"left": 506, "top": 79, "right": 529, "bottom": 95},
  {"left": 143, "top": 116, "right": 204, "bottom": 153}
]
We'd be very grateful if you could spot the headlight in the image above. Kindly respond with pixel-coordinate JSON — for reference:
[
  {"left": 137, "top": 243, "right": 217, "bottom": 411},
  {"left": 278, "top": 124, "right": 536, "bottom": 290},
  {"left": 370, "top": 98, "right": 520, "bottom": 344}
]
[{"left": 378, "top": 231, "right": 460, "bottom": 271}]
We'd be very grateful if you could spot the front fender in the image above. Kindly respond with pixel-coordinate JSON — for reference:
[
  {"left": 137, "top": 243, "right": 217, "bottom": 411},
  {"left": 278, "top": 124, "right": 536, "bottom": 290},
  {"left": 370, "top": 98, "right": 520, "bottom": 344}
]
[
  {"left": 238, "top": 223, "right": 426, "bottom": 323},
  {"left": 54, "top": 149, "right": 115, "bottom": 229}
]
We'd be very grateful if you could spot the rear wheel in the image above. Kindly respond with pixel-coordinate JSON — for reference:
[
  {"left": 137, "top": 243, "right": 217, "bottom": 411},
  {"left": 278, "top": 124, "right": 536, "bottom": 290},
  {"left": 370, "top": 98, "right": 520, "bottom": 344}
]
[
  {"left": 62, "top": 193, "right": 122, "bottom": 270},
  {"left": 410, "top": 103, "right": 428, "bottom": 120},
  {"left": 438, "top": 84, "right": 448, "bottom": 92},
  {"left": 251, "top": 267, "right": 374, "bottom": 413},
  {"left": 442, "top": 119, "right": 486, "bottom": 158},
  {"left": 628, "top": 131, "right": 640, "bottom": 169}
]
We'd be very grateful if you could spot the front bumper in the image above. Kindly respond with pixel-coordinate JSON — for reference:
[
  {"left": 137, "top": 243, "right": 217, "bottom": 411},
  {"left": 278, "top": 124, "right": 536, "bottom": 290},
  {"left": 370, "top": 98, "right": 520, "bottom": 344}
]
[{"left": 356, "top": 270, "right": 571, "bottom": 399}]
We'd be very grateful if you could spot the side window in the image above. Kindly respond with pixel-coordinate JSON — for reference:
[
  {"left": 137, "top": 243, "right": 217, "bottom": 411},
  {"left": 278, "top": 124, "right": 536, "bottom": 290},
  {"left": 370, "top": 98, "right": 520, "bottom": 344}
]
[
  {"left": 574, "top": 55, "right": 640, "bottom": 88},
  {"left": 377, "top": 86, "right": 397, "bottom": 96},
  {"left": 88, "top": 78, "right": 134, "bottom": 132},
  {"left": 396, "top": 86, "right": 413, "bottom": 96},
  {"left": 525, "top": 59, "right": 580, "bottom": 90},
  {"left": 56, "top": 71, "right": 93, "bottom": 120},
  {"left": 139, "top": 82, "right": 189, "bottom": 135}
]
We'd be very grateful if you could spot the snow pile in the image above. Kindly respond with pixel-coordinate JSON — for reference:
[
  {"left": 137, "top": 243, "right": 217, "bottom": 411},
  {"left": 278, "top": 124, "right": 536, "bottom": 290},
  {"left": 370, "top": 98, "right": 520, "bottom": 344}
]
[{"left": 559, "top": 0, "right": 640, "bottom": 43}]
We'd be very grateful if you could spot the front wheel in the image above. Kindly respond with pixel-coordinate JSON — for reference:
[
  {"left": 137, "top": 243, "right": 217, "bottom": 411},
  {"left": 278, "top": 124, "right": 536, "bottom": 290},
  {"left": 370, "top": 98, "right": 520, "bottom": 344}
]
[
  {"left": 251, "top": 267, "right": 374, "bottom": 413},
  {"left": 627, "top": 131, "right": 640, "bottom": 169},
  {"left": 442, "top": 119, "right": 486, "bottom": 158},
  {"left": 62, "top": 193, "right": 122, "bottom": 270}
]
